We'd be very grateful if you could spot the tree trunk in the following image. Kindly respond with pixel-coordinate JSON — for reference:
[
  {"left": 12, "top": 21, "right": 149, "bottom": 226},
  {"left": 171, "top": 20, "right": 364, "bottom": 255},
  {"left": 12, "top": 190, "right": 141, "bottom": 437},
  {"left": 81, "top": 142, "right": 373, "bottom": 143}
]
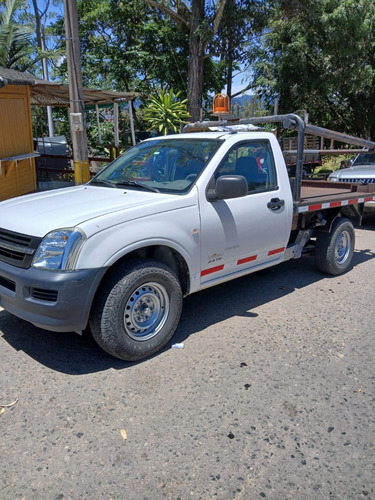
[
  {"left": 31, "top": 0, "right": 42, "bottom": 49},
  {"left": 188, "top": 0, "right": 205, "bottom": 122},
  {"left": 226, "top": 40, "right": 233, "bottom": 99},
  {"left": 370, "top": 79, "right": 375, "bottom": 141}
]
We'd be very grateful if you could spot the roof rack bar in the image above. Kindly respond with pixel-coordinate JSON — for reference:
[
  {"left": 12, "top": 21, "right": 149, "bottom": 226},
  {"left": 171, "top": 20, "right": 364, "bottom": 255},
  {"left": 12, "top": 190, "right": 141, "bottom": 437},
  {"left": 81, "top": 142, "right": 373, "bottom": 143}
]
[{"left": 304, "top": 123, "right": 375, "bottom": 150}]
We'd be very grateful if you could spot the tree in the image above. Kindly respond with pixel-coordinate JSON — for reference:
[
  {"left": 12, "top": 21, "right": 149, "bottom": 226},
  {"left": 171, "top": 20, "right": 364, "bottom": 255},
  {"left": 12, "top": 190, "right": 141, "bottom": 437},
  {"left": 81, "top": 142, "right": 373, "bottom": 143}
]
[
  {"left": 251, "top": 0, "right": 375, "bottom": 139},
  {"left": 214, "top": 0, "right": 272, "bottom": 99},
  {"left": 48, "top": 0, "right": 269, "bottom": 123},
  {"left": 0, "top": 0, "right": 34, "bottom": 69},
  {"left": 50, "top": 0, "right": 193, "bottom": 126},
  {"left": 144, "top": 0, "right": 228, "bottom": 121}
]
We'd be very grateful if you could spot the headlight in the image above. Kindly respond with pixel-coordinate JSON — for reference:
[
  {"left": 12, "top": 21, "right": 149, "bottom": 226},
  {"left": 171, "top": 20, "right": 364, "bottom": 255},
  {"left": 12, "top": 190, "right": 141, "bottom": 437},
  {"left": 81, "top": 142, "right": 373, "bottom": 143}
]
[
  {"left": 328, "top": 174, "right": 339, "bottom": 182},
  {"left": 32, "top": 228, "right": 86, "bottom": 270}
]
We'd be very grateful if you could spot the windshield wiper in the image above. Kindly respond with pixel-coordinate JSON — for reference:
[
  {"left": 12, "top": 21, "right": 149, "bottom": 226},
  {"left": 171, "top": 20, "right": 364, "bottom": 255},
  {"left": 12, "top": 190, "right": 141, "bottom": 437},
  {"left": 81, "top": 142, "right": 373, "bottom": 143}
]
[
  {"left": 116, "top": 181, "right": 160, "bottom": 193},
  {"left": 89, "top": 179, "right": 118, "bottom": 188}
]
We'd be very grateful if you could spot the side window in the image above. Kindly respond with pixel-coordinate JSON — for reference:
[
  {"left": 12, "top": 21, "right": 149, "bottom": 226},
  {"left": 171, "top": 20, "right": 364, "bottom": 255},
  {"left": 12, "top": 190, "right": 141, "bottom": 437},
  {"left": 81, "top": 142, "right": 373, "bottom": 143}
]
[{"left": 215, "top": 140, "right": 277, "bottom": 193}]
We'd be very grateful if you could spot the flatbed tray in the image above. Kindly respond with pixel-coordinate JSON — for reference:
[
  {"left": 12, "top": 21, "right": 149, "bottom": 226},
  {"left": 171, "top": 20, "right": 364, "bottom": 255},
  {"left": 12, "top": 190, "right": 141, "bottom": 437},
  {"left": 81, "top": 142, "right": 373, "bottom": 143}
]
[{"left": 296, "top": 180, "right": 375, "bottom": 213}]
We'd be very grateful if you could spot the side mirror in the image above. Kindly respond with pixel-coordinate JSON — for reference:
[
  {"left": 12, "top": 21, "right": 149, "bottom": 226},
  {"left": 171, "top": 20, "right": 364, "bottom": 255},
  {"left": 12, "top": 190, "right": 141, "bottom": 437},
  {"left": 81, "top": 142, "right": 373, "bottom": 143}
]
[{"left": 207, "top": 175, "right": 248, "bottom": 201}]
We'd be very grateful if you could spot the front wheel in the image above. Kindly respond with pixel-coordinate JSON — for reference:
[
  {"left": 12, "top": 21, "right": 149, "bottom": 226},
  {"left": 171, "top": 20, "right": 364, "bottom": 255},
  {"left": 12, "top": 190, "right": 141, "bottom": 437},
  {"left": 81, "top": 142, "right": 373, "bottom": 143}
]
[
  {"left": 89, "top": 260, "right": 183, "bottom": 361},
  {"left": 315, "top": 217, "right": 355, "bottom": 275}
]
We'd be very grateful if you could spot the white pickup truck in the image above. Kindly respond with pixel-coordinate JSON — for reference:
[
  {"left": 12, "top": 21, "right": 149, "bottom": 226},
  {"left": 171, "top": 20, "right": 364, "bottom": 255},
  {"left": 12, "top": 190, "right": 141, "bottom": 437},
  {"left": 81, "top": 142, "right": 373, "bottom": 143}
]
[{"left": 1, "top": 114, "right": 375, "bottom": 360}]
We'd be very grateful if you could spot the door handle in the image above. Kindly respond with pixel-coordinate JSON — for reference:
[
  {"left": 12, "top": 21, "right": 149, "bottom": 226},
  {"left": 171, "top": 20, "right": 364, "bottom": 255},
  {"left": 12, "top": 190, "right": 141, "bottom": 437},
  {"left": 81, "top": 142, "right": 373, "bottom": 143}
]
[{"left": 267, "top": 198, "right": 285, "bottom": 211}]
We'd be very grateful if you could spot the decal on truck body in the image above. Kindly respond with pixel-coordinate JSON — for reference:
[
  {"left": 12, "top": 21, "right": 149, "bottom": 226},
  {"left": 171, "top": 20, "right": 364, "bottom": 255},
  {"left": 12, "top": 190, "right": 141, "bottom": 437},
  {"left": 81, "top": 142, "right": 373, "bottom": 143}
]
[
  {"left": 201, "top": 246, "right": 285, "bottom": 277},
  {"left": 297, "top": 195, "right": 375, "bottom": 213}
]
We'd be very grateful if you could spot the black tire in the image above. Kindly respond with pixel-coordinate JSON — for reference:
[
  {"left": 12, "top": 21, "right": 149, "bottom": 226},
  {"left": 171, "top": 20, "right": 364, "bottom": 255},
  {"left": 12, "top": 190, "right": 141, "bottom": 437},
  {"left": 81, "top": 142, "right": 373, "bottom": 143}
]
[
  {"left": 315, "top": 217, "right": 355, "bottom": 275},
  {"left": 89, "top": 259, "right": 183, "bottom": 361}
]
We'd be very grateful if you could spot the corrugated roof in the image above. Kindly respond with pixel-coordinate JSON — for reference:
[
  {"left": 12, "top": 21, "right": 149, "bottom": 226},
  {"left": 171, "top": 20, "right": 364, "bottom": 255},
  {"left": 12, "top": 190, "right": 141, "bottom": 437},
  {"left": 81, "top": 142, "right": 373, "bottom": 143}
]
[{"left": 0, "top": 66, "right": 138, "bottom": 106}]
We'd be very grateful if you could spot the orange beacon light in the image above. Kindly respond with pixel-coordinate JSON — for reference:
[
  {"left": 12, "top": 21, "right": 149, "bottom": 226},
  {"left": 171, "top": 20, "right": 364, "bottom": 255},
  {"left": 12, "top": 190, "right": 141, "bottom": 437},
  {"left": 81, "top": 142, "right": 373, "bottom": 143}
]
[{"left": 213, "top": 93, "right": 230, "bottom": 115}]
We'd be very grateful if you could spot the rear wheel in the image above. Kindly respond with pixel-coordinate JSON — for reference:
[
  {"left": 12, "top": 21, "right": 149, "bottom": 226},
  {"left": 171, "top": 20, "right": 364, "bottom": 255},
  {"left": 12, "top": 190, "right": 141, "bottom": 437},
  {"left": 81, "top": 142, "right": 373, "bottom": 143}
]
[
  {"left": 315, "top": 217, "right": 355, "bottom": 275},
  {"left": 90, "top": 259, "right": 183, "bottom": 361}
]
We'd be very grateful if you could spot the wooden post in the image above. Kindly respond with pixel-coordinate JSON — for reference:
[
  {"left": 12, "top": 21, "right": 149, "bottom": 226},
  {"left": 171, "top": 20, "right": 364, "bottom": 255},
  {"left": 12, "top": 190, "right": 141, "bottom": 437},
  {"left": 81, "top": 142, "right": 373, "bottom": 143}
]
[
  {"left": 96, "top": 105, "right": 102, "bottom": 144},
  {"left": 114, "top": 102, "right": 119, "bottom": 147},
  {"left": 128, "top": 100, "right": 136, "bottom": 146},
  {"left": 274, "top": 97, "right": 279, "bottom": 115}
]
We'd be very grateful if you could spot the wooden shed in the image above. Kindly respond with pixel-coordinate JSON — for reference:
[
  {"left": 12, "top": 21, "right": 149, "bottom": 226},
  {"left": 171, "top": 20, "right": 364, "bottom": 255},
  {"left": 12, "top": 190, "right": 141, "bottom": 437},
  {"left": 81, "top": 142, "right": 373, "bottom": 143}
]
[
  {"left": 0, "top": 76, "right": 37, "bottom": 201},
  {"left": 0, "top": 66, "right": 138, "bottom": 201}
]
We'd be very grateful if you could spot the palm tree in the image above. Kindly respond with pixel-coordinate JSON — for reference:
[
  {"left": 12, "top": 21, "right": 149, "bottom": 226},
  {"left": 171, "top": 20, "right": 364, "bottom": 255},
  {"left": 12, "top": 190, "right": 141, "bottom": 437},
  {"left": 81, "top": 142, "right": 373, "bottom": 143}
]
[{"left": 0, "top": 0, "right": 34, "bottom": 69}]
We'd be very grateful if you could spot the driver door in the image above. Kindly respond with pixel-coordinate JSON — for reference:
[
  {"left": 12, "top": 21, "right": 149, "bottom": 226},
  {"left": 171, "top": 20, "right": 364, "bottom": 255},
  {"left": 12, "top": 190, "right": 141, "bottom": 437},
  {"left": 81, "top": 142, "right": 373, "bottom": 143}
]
[{"left": 199, "top": 139, "right": 292, "bottom": 285}]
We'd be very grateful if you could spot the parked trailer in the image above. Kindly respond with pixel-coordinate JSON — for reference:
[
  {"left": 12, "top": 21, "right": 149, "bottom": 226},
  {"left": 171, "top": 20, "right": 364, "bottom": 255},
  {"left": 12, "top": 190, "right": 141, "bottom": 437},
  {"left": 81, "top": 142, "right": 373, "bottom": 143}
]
[{"left": 282, "top": 134, "right": 322, "bottom": 178}]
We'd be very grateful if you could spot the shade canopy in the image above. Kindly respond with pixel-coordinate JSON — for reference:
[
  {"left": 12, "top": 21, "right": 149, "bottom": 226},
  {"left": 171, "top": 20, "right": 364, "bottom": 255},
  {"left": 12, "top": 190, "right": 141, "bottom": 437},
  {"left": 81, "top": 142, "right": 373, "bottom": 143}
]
[{"left": 0, "top": 66, "right": 138, "bottom": 107}]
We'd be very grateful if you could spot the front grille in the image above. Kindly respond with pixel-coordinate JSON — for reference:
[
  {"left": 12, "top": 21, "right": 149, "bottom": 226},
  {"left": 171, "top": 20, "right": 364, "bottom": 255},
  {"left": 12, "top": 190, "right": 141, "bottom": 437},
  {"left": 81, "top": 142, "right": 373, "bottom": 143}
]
[
  {"left": 31, "top": 288, "right": 58, "bottom": 302},
  {"left": 339, "top": 178, "right": 375, "bottom": 184},
  {"left": 0, "top": 229, "right": 42, "bottom": 269}
]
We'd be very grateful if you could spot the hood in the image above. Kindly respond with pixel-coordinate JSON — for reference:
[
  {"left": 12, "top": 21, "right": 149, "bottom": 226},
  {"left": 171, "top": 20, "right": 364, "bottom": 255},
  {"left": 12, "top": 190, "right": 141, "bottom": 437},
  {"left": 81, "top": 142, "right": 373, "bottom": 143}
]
[
  {"left": 329, "top": 165, "right": 375, "bottom": 181},
  {"left": 0, "top": 185, "right": 191, "bottom": 237}
]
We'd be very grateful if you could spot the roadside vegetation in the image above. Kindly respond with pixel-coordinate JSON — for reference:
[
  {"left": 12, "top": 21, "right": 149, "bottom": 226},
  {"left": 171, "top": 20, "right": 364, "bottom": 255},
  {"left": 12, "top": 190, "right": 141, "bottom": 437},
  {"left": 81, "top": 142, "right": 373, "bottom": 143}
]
[
  {"left": 144, "top": 90, "right": 190, "bottom": 135},
  {"left": 318, "top": 154, "right": 356, "bottom": 175},
  {"left": 1, "top": 0, "right": 374, "bottom": 150}
]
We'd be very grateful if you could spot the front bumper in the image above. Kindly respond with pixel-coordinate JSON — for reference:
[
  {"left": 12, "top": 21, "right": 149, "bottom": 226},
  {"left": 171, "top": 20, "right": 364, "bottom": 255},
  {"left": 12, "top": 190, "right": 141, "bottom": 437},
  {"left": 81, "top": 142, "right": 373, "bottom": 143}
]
[{"left": 0, "top": 260, "right": 107, "bottom": 332}]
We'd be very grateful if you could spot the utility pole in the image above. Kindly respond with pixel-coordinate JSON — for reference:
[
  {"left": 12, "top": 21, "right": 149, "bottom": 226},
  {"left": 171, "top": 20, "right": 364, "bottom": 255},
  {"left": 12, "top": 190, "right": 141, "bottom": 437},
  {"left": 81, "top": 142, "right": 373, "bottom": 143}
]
[{"left": 63, "top": 0, "right": 90, "bottom": 184}]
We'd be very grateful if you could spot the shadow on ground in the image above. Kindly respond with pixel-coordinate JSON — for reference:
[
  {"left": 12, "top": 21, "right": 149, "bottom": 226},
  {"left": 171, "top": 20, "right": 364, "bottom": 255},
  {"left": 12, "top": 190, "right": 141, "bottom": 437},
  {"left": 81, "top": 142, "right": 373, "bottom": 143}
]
[{"left": 1, "top": 244, "right": 374, "bottom": 375}]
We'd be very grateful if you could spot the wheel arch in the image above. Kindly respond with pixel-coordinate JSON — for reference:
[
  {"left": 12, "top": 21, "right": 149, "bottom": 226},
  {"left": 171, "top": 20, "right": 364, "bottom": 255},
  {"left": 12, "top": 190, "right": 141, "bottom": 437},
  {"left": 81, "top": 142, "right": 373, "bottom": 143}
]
[
  {"left": 309, "top": 205, "right": 362, "bottom": 235},
  {"left": 94, "top": 244, "right": 191, "bottom": 299}
]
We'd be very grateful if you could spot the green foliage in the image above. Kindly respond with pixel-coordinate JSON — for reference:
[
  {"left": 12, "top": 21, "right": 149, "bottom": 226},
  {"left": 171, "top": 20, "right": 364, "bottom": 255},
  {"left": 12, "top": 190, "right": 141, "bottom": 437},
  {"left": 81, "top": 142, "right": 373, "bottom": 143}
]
[
  {"left": 251, "top": 0, "right": 375, "bottom": 139},
  {"left": 86, "top": 118, "right": 114, "bottom": 155},
  {"left": 320, "top": 154, "right": 354, "bottom": 173},
  {"left": 144, "top": 90, "right": 190, "bottom": 135},
  {"left": 51, "top": 0, "right": 190, "bottom": 100},
  {"left": 7, "top": 0, "right": 375, "bottom": 144},
  {"left": 49, "top": 0, "right": 268, "bottom": 120},
  {"left": 213, "top": 0, "right": 272, "bottom": 97},
  {"left": 0, "top": 0, "right": 34, "bottom": 69}
]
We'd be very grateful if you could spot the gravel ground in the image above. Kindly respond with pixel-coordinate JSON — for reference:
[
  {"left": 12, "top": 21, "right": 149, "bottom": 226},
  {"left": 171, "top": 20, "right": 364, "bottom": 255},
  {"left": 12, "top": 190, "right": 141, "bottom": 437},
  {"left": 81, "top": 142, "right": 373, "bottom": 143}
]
[{"left": 1, "top": 217, "right": 375, "bottom": 500}]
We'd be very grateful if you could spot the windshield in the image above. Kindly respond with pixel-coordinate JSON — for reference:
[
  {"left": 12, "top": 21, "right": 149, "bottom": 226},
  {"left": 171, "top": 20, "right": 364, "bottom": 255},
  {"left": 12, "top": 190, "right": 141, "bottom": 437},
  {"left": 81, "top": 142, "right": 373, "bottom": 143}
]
[
  {"left": 353, "top": 152, "right": 375, "bottom": 166},
  {"left": 90, "top": 138, "right": 222, "bottom": 194}
]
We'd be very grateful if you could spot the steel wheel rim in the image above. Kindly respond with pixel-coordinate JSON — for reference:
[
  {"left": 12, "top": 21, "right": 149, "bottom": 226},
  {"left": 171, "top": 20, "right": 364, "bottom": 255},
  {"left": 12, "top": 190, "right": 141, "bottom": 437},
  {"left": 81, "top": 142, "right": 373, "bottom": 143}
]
[
  {"left": 335, "top": 230, "right": 351, "bottom": 265},
  {"left": 123, "top": 282, "right": 170, "bottom": 341}
]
